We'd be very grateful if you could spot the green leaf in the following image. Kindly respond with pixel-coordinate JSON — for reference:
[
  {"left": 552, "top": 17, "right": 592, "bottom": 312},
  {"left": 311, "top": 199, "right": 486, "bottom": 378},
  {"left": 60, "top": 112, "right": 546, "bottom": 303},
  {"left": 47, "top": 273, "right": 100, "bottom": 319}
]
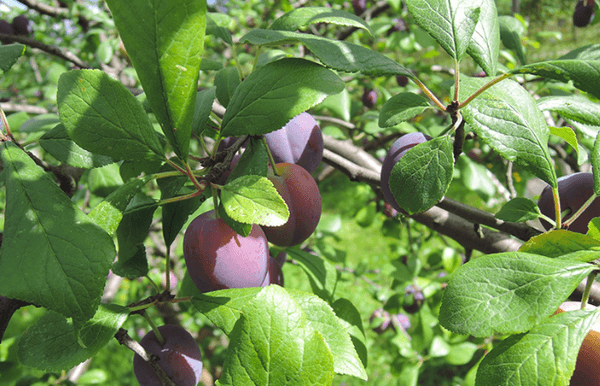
[
  {"left": 456, "top": 156, "right": 496, "bottom": 199},
  {"left": 549, "top": 126, "right": 587, "bottom": 166},
  {"left": 495, "top": 197, "right": 541, "bottom": 222},
  {"left": 439, "top": 252, "right": 594, "bottom": 337},
  {"left": 475, "top": 309, "right": 600, "bottom": 386},
  {"left": 389, "top": 135, "right": 454, "bottom": 215},
  {"left": 594, "top": 131, "right": 600, "bottom": 195},
  {"left": 379, "top": 92, "right": 432, "bottom": 128},
  {"left": 207, "top": 13, "right": 233, "bottom": 45},
  {"left": 519, "top": 229, "right": 600, "bottom": 258},
  {"left": 498, "top": 15, "right": 527, "bottom": 65},
  {"left": 538, "top": 95, "right": 600, "bottom": 127},
  {"left": 88, "top": 176, "right": 152, "bottom": 236},
  {"left": 0, "top": 143, "right": 115, "bottom": 324},
  {"left": 218, "top": 203, "right": 253, "bottom": 237},
  {"left": 39, "top": 124, "right": 114, "bottom": 168},
  {"left": 221, "top": 58, "right": 344, "bottom": 137},
  {"left": 105, "top": 0, "right": 206, "bottom": 159},
  {"left": 285, "top": 248, "right": 339, "bottom": 303},
  {"left": 466, "top": 0, "right": 499, "bottom": 75},
  {"left": 112, "top": 245, "right": 148, "bottom": 278},
  {"left": 219, "top": 285, "right": 335, "bottom": 386},
  {"left": 269, "top": 7, "right": 371, "bottom": 34},
  {"left": 405, "top": 0, "right": 481, "bottom": 61},
  {"left": 87, "top": 163, "right": 124, "bottom": 197},
  {"left": 221, "top": 175, "right": 289, "bottom": 226},
  {"left": 192, "top": 87, "right": 216, "bottom": 137},
  {"left": 162, "top": 195, "right": 204, "bottom": 248},
  {"left": 559, "top": 43, "right": 600, "bottom": 60},
  {"left": 588, "top": 218, "right": 600, "bottom": 241},
  {"left": 0, "top": 44, "right": 25, "bottom": 73},
  {"left": 446, "top": 342, "right": 479, "bottom": 365},
  {"left": 227, "top": 137, "right": 269, "bottom": 182},
  {"left": 18, "top": 304, "right": 128, "bottom": 371},
  {"left": 57, "top": 70, "right": 164, "bottom": 162},
  {"left": 215, "top": 67, "right": 241, "bottom": 108},
  {"left": 241, "top": 29, "right": 412, "bottom": 77},
  {"left": 191, "top": 288, "right": 263, "bottom": 335},
  {"left": 19, "top": 114, "right": 61, "bottom": 133},
  {"left": 460, "top": 77, "right": 557, "bottom": 188},
  {"left": 289, "top": 290, "right": 367, "bottom": 380},
  {"left": 511, "top": 60, "right": 600, "bottom": 100},
  {"left": 331, "top": 298, "right": 368, "bottom": 369}
]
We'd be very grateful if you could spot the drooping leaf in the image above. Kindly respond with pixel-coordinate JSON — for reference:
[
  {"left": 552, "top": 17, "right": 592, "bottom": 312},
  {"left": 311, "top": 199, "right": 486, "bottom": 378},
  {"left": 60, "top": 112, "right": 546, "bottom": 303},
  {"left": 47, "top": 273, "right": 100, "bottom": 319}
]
[
  {"left": 269, "top": 7, "right": 371, "bottom": 34},
  {"left": 559, "top": 44, "right": 600, "bottom": 61},
  {"left": 331, "top": 298, "right": 368, "bottom": 369},
  {"left": 241, "top": 29, "right": 412, "bottom": 77},
  {"left": 39, "top": 124, "right": 114, "bottom": 169},
  {"left": 538, "top": 95, "right": 600, "bottom": 127},
  {"left": 495, "top": 197, "right": 541, "bottom": 222},
  {"left": 162, "top": 194, "right": 204, "bottom": 248},
  {"left": 475, "top": 309, "right": 600, "bottom": 386},
  {"left": 57, "top": 70, "right": 164, "bottom": 162},
  {"left": 221, "top": 58, "right": 344, "bottom": 137},
  {"left": 215, "top": 67, "right": 241, "bottom": 108},
  {"left": 221, "top": 175, "right": 289, "bottom": 226},
  {"left": 512, "top": 60, "right": 600, "bottom": 100},
  {"left": 18, "top": 304, "right": 128, "bottom": 371},
  {"left": 389, "top": 135, "right": 454, "bottom": 215},
  {"left": 0, "top": 143, "right": 115, "bottom": 324},
  {"left": 549, "top": 126, "right": 587, "bottom": 166},
  {"left": 379, "top": 92, "right": 432, "bottom": 128},
  {"left": 405, "top": 0, "right": 481, "bottom": 61},
  {"left": 439, "top": 252, "right": 594, "bottom": 337},
  {"left": 218, "top": 285, "right": 335, "bottom": 386},
  {"left": 498, "top": 15, "right": 527, "bottom": 65},
  {"left": 460, "top": 76, "right": 557, "bottom": 188},
  {"left": 105, "top": 0, "right": 206, "bottom": 159},
  {"left": 207, "top": 12, "right": 233, "bottom": 45},
  {"left": 0, "top": 44, "right": 25, "bottom": 73},
  {"left": 466, "top": 0, "right": 499, "bottom": 75}
]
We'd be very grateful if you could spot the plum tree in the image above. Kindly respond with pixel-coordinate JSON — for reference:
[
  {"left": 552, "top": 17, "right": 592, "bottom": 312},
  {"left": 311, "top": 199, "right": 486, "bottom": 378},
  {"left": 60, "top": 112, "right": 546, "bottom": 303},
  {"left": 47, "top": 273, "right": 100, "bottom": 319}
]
[
  {"left": 263, "top": 163, "right": 322, "bottom": 247},
  {"left": 380, "top": 132, "right": 431, "bottom": 212},
  {"left": 264, "top": 112, "right": 324, "bottom": 174},
  {"left": 183, "top": 210, "right": 268, "bottom": 292},
  {"left": 573, "top": 0, "right": 595, "bottom": 27},
  {"left": 554, "top": 301, "right": 600, "bottom": 386},
  {"left": 537, "top": 172, "right": 600, "bottom": 234},
  {"left": 133, "top": 325, "right": 203, "bottom": 386},
  {"left": 361, "top": 88, "right": 377, "bottom": 108},
  {"left": 11, "top": 15, "right": 31, "bottom": 36},
  {"left": 261, "top": 256, "right": 284, "bottom": 287}
]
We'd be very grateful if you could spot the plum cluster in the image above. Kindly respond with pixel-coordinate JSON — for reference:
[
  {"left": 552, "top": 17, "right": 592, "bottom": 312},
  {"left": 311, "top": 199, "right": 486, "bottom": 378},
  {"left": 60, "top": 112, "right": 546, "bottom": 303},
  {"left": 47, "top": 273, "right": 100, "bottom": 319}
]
[
  {"left": 133, "top": 324, "right": 203, "bottom": 386},
  {"left": 183, "top": 113, "right": 323, "bottom": 293},
  {"left": 0, "top": 15, "right": 31, "bottom": 40}
]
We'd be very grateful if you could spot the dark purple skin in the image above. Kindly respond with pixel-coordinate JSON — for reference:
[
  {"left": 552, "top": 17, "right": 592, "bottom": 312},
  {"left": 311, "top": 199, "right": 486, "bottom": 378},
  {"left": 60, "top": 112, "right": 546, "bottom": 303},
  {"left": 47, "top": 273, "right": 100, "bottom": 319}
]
[
  {"left": 396, "top": 75, "right": 409, "bottom": 87},
  {"left": 380, "top": 133, "right": 432, "bottom": 212},
  {"left": 361, "top": 89, "right": 377, "bottom": 109},
  {"left": 263, "top": 163, "right": 322, "bottom": 247},
  {"left": 538, "top": 172, "right": 600, "bottom": 234},
  {"left": 11, "top": 15, "right": 30, "bottom": 36},
  {"left": 403, "top": 285, "right": 425, "bottom": 314},
  {"left": 133, "top": 325, "right": 203, "bottom": 386},
  {"left": 370, "top": 308, "right": 392, "bottom": 333},
  {"left": 275, "top": 251, "right": 287, "bottom": 266},
  {"left": 183, "top": 210, "right": 268, "bottom": 292},
  {"left": 0, "top": 20, "right": 14, "bottom": 44},
  {"left": 261, "top": 256, "right": 284, "bottom": 287},
  {"left": 391, "top": 313, "right": 411, "bottom": 331},
  {"left": 264, "top": 112, "right": 323, "bottom": 174},
  {"left": 387, "top": 18, "right": 409, "bottom": 35},
  {"left": 352, "top": 0, "right": 367, "bottom": 15},
  {"left": 573, "top": 0, "right": 595, "bottom": 27}
]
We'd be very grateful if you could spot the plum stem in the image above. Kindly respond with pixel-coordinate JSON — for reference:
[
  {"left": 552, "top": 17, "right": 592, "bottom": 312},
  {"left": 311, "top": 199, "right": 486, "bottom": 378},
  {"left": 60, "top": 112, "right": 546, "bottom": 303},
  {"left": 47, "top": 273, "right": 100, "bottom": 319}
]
[
  {"left": 211, "top": 184, "right": 220, "bottom": 218},
  {"left": 453, "top": 59, "right": 460, "bottom": 103},
  {"left": 458, "top": 72, "right": 512, "bottom": 110},
  {"left": 581, "top": 271, "right": 598, "bottom": 309},
  {"left": 552, "top": 186, "right": 562, "bottom": 230},
  {"left": 143, "top": 313, "right": 165, "bottom": 346},
  {"left": 262, "top": 136, "right": 280, "bottom": 176},
  {"left": 230, "top": 43, "right": 245, "bottom": 80},
  {"left": 412, "top": 77, "right": 446, "bottom": 111},
  {"left": 165, "top": 245, "right": 171, "bottom": 292},
  {"left": 156, "top": 189, "right": 205, "bottom": 207},
  {"left": 562, "top": 192, "right": 598, "bottom": 230}
]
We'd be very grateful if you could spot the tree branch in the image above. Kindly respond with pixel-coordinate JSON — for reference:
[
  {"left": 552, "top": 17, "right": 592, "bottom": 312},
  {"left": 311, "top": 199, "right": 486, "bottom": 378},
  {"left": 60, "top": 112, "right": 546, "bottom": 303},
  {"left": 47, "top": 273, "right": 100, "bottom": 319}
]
[
  {"left": 0, "top": 102, "right": 49, "bottom": 114},
  {"left": 0, "top": 35, "right": 89, "bottom": 68},
  {"left": 16, "top": 0, "right": 68, "bottom": 17}
]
